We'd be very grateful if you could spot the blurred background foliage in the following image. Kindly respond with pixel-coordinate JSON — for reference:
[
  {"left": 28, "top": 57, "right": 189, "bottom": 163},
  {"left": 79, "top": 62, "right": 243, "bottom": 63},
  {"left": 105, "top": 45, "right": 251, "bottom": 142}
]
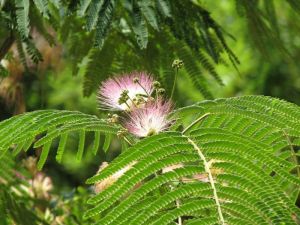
[{"left": 1, "top": 0, "right": 300, "bottom": 223}]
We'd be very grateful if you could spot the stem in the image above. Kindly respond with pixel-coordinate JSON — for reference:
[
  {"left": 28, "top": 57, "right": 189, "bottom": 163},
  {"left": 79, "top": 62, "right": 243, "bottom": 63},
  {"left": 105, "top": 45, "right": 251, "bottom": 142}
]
[
  {"left": 137, "top": 80, "right": 150, "bottom": 96},
  {"left": 186, "top": 137, "right": 225, "bottom": 225},
  {"left": 169, "top": 184, "right": 182, "bottom": 225},
  {"left": 123, "top": 136, "right": 133, "bottom": 146},
  {"left": 176, "top": 199, "right": 182, "bottom": 225},
  {"left": 283, "top": 130, "right": 300, "bottom": 177},
  {"left": 171, "top": 113, "right": 211, "bottom": 224},
  {"left": 182, "top": 113, "right": 210, "bottom": 134},
  {"left": 126, "top": 94, "right": 137, "bottom": 108},
  {"left": 124, "top": 101, "right": 131, "bottom": 110},
  {"left": 170, "top": 68, "right": 178, "bottom": 99}
]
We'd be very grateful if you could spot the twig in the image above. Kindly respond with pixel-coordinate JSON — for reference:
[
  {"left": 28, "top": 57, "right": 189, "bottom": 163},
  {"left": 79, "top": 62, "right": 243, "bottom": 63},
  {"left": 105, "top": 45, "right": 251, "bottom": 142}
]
[
  {"left": 0, "top": 33, "right": 14, "bottom": 61},
  {"left": 182, "top": 113, "right": 210, "bottom": 134},
  {"left": 123, "top": 136, "right": 133, "bottom": 146}
]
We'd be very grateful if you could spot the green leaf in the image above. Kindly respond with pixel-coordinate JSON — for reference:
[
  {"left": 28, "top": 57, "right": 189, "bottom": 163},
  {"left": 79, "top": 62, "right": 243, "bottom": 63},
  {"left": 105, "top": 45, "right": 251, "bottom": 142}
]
[
  {"left": 0, "top": 110, "right": 118, "bottom": 164},
  {"left": 33, "top": 0, "right": 49, "bottom": 18},
  {"left": 56, "top": 133, "right": 68, "bottom": 163},
  {"left": 0, "top": 64, "right": 9, "bottom": 77},
  {"left": 84, "top": 96, "right": 300, "bottom": 224},
  {"left": 156, "top": 0, "right": 171, "bottom": 18},
  {"left": 132, "top": 0, "right": 148, "bottom": 49},
  {"left": 1, "top": 96, "right": 300, "bottom": 223},
  {"left": 138, "top": 0, "right": 159, "bottom": 30},
  {"left": 15, "top": 0, "right": 30, "bottom": 39},
  {"left": 103, "top": 133, "right": 111, "bottom": 153},
  {"left": 37, "top": 140, "right": 51, "bottom": 170},
  {"left": 92, "top": 131, "right": 101, "bottom": 155},
  {"left": 94, "top": 0, "right": 115, "bottom": 48},
  {"left": 76, "top": 130, "right": 86, "bottom": 161},
  {"left": 78, "top": 0, "right": 92, "bottom": 16},
  {"left": 25, "top": 39, "right": 43, "bottom": 63},
  {"left": 86, "top": 0, "right": 104, "bottom": 31}
]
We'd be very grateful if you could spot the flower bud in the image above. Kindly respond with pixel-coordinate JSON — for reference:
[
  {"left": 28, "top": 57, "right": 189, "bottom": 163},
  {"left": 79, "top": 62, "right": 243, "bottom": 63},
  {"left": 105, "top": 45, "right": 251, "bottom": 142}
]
[
  {"left": 133, "top": 77, "right": 139, "bottom": 83},
  {"left": 172, "top": 59, "right": 184, "bottom": 69},
  {"left": 117, "top": 128, "right": 128, "bottom": 138},
  {"left": 108, "top": 114, "right": 119, "bottom": 123},
  {"left": 158, "top": 88, "right": 165, "bottom": 95},
  {"left": 153, "top": 81, "right": 161, "bottom": 89}
]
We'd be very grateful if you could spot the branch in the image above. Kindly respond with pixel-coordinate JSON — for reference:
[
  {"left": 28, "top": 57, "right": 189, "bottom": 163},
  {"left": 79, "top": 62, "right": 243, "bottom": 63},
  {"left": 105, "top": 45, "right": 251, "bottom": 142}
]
[{"left": 0, "top": 33, "right": 15, "bottom": 61}]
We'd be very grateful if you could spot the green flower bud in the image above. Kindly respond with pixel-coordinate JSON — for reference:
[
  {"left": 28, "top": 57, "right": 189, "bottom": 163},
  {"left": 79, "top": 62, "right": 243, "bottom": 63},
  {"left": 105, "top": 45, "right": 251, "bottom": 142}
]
[
  {"left": 153, "top": 81, "right": 161, "bottom": 89},
  {"left": 172, "top": 59, "right": 184, "bottom": 69},
  {"left": 158, "top": 88, "right": 165, "bottom": 94}
]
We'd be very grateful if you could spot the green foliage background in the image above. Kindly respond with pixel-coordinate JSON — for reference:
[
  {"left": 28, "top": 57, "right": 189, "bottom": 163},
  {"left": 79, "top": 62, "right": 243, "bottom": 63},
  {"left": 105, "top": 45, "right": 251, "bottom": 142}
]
[{"left": 1, "top": 0, "right": 300, "bottom": 224}]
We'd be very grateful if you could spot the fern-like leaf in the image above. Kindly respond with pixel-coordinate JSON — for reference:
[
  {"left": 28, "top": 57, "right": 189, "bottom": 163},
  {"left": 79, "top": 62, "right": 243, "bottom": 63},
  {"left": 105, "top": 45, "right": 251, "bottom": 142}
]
[
  {"left": 1, "top": 94, "right": 299, "bottom": 224},
  {"left": 132, "top": 0, "right": 148, "bottom": 49},
  {"left": 25, "top": 39, "right": 43, "bottom": 64},
  {"left": 94, "top": 0, "right": 115, "bottom": 48},
  {"left": 0, "top": 110, "right": 118, "bottom": 169},
  {"left": 138, "top": 0, "right": 159, "bottom": 30},
  {"left": 78, "top": 0, "right": 92, "bottom": 17},
  {"left": 32, "top": 0, "right": 49, "bottom": 19},
  {"left": 86, "top": 0, "right": 105, "bottom": 31},
  {"left": 82, "top": 95, "right": 300, "bottom": 224},
  {"left": 156, "top": 0, "right": 171, "bottom": 18},
  {"left": 15, "top": 0, "right": 30, "bottom": 40}
]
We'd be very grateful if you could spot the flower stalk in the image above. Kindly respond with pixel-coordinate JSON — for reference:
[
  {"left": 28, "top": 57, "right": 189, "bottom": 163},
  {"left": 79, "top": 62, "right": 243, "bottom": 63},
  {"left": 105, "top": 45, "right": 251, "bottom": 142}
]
[{"left": 171, "top": 59, "right": 183, "bottom": 99}]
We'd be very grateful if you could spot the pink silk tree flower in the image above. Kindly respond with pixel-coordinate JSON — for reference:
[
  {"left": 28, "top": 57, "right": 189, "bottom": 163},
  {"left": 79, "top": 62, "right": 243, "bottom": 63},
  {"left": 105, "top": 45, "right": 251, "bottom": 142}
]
[
  {"left": 98, "top": 72, "right": 154, "bottom": 111},
  {"left": 123, "top": 99, "right": 173, "bottom": 137}
]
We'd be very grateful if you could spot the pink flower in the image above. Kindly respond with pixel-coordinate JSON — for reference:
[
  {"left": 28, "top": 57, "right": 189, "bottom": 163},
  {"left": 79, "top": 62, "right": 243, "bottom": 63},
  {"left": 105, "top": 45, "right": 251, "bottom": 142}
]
[
  {"left": 98, "top": 72, "right": 154, "bottom": 111},
  {"left": 123, "top": 99, "right": 173, "bottom": 137},
  {"left": 22, "top": 172, "right": 53, "bottom": 200}
]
